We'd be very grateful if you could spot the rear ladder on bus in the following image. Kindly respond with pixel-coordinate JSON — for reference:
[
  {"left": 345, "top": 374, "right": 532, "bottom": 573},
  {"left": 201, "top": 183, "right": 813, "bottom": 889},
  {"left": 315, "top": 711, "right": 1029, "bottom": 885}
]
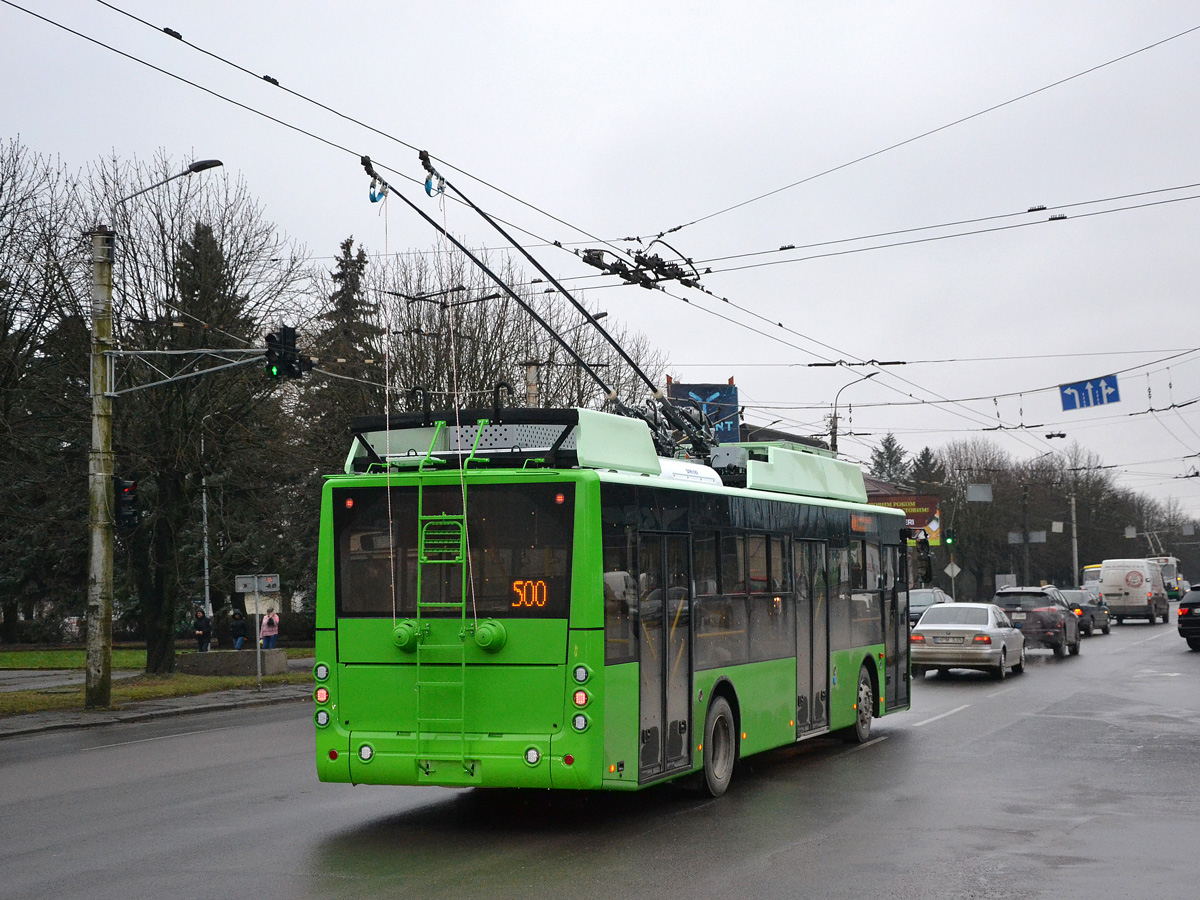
[{"left": 412, "top": 421, "right": 489, "bottom": 776}]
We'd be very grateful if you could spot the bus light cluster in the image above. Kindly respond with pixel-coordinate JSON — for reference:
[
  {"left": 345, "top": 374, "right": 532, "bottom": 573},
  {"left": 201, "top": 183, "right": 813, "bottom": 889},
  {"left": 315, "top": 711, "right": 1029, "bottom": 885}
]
[
  {"left": 571, "top": 665, "right": 591, "bottom": 732},
  {"left": 314, "top": 662, "right": 332, "bottom": 729}
]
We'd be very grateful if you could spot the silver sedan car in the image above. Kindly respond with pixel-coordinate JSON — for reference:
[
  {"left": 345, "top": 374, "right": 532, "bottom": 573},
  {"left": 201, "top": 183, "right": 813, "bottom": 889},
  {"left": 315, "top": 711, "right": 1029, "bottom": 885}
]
[{"left": 911, "top": 602, "right": 1026, "bottom": 680}]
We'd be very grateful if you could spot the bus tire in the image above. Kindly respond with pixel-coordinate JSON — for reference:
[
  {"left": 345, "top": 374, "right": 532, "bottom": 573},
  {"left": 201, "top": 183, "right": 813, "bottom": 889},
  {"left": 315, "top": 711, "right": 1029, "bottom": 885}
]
[
  {"left": 845, "top": 665, "right": 874, "bottom": 744},
  {"left": 701, "top": 696, "right": 736, "bottom": 798}
]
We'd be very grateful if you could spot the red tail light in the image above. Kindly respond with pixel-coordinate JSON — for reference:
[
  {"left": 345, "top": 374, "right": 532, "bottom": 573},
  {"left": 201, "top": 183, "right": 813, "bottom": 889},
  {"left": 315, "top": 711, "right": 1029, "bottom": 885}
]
[
  {"left": 972, "top": 634, "right": 992, "bottom": 644},
  {"left": 910, "top": 633, "right": 925, "bottom": 643}
]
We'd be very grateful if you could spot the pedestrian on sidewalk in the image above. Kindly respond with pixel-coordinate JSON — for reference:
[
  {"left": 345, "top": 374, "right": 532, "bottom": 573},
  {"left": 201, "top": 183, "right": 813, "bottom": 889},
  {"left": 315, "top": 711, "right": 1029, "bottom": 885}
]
[
  {"left": 193, "top": 609, "right": 212, "bottom": 652},
  {"left": 260, "top": 607, "right": 280, "bottom": 650},
  {"left": 230, "top": 610, "right": 248, "bottom": 650}
]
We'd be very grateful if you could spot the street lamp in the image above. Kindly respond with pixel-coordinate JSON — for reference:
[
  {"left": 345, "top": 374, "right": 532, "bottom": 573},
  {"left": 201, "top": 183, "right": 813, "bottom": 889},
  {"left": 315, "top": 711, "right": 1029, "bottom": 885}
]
[
  {"left": 85, "top": 159, "right": 224, "bottom": 710},
  {"left": 829, "top": 371, "right": 877, "bottom": 454}
]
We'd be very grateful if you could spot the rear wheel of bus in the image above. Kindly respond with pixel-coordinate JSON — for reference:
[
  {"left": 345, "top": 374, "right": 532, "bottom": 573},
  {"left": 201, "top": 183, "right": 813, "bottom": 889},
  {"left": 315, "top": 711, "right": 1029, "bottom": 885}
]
[{"left": 701, "top": 696, "right": 736, "bottom": 797}]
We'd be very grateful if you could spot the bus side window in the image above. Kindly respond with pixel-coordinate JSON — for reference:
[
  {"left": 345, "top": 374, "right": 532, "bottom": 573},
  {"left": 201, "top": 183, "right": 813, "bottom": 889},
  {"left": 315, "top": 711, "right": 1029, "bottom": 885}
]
[
  {"left": 696, "top": 532, "right": 749, "bottom": 669},
  {"left": 828, "top": 546, "right": 853, "bottom": 651},
  {"left": 603, "top": 526, "right": 637, "bottom": 665}
]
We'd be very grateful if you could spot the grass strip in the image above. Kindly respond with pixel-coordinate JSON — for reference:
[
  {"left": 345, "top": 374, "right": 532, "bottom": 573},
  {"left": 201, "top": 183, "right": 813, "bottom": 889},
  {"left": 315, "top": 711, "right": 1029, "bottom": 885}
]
[
  {"left": 0, "top": 647, "right": 315, "bottom": 669},
  {"left": 0, "top": 671, "right": 312, "bottom": 718}
]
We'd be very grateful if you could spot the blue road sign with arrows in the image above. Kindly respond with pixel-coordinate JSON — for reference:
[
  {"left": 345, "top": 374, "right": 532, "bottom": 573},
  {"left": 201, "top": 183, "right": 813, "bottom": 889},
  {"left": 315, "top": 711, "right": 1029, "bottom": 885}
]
[{"left": 1060, "top": 374, "right": 1120, "bottom": 411}]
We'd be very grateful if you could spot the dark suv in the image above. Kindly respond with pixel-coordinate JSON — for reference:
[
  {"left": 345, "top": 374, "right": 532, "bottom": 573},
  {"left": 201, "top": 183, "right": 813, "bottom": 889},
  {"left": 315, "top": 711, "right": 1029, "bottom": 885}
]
[
  {"left": 1178, "top": 586, "right": 1200, "bottom": 651},
  {"left": 991, "top": 586, "right": 1082, "bottom": 658}
]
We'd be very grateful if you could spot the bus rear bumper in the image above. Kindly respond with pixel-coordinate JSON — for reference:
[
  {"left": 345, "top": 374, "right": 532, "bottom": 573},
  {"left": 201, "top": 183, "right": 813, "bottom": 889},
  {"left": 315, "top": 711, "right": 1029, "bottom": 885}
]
[{"left": 316, "top": 730, "right": 602, "bottom": 789}]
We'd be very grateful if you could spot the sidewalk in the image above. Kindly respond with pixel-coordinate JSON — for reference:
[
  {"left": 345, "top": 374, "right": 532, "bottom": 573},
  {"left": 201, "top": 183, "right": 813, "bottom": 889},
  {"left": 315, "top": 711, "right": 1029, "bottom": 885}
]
[{"left": 0, "top": 658, "right": 315, "bottom": 740}]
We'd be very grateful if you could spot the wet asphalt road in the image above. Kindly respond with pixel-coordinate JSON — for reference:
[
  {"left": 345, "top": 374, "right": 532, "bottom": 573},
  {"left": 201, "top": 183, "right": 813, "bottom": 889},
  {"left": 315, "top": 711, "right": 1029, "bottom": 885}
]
[{"left": 2, "top": 617, "right": 1197, "bottom": 900}]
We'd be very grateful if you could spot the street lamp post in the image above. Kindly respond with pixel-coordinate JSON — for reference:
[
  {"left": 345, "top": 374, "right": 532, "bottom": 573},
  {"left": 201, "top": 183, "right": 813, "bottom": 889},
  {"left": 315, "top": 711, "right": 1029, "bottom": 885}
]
[
  {"left": 829, "top": 372, "right": 877, "bottom": 454},
  {"left": 84, "top": 159, "right": 223, "bottom": 709}
]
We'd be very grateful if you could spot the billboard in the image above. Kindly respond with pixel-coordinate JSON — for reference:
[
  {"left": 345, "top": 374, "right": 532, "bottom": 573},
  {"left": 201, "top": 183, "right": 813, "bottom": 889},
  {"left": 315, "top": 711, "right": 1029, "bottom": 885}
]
[
  {"left": 666, "top": 382, "right": 740, "bottom": 444},
  {"left": 867, "top": 494, "right": 942, "bottom": 545}
]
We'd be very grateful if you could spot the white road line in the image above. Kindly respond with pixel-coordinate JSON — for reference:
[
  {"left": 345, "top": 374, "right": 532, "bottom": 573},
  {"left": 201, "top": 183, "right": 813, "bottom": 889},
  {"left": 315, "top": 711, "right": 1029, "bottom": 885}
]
[
  {"left": 844, "top": 735, "right": 890, "bottom": 754},
  {"left": 84, "top": 726, "right": 229, "bottom": 751},
  {"left": 912, "top": 704, "right": 971, "bottom": 728},
  {"left": 1111, "top": 630, "right": 1175, "bottom": 651}
]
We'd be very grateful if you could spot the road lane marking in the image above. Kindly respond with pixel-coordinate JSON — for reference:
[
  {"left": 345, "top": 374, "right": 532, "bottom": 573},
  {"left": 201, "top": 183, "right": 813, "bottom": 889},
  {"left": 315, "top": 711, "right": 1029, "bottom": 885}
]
[
  {"left": 844, "top": 735, "right": 890, "bottom": 754},
  {"left": 83, "top": 725, "right": 231, "bottom": 751},
  {"left": 912, "top": 704, "right": 970, "bottom": 727},
  {"left": 1111, "top": 630, "right": 1174, "bottom": 651}
]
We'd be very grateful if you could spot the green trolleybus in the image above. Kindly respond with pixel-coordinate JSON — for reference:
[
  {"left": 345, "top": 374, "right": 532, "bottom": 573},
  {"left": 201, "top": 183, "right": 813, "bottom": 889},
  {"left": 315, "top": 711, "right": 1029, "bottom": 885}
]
[{"left": 312, "top": 407, "right": 911, "bottom": 796}]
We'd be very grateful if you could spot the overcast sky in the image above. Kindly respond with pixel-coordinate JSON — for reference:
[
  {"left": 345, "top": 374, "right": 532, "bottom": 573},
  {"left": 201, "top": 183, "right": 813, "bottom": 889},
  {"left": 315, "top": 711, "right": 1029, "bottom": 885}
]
[{"left": 4, "top": 1, "right": 1200, "bottom": 523}]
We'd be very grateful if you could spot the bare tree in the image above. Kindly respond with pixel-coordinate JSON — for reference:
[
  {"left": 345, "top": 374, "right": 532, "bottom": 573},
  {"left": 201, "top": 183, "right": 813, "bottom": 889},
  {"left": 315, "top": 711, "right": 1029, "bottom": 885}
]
[{"left": 0, "top": 139, "right": 89, "bottom": 641}]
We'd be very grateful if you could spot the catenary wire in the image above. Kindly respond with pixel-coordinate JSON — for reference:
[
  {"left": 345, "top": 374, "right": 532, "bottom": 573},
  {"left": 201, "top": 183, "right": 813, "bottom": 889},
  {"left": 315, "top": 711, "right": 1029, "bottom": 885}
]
[{"left": 654, "top": 22, "right": 1200, "bottom": 236}]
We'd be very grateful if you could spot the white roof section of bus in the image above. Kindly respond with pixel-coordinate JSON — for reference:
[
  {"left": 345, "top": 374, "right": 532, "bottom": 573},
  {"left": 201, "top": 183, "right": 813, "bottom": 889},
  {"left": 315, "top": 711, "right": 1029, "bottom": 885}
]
[
  {"left": 737, "top": 441, "right": 868, "bottom": 503},
  {"left": 346, "top": 407, "right": 869, "bottom": 504}
]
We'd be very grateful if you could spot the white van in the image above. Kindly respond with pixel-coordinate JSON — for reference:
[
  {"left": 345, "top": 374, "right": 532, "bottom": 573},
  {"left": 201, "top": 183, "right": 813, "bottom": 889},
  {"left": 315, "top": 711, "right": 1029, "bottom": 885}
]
[{"left": 1097, "top": 558, "right": 1168, "bottom": 624}]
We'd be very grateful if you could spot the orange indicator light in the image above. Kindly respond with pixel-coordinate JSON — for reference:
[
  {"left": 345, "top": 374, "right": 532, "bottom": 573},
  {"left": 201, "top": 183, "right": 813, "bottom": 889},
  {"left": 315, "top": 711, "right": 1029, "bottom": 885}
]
[
  {"left": 741, "top": 732, "right": 747, "bottom": 740},
  {"left": 609, "top": 764, "right": 616, "bottom": 773}
]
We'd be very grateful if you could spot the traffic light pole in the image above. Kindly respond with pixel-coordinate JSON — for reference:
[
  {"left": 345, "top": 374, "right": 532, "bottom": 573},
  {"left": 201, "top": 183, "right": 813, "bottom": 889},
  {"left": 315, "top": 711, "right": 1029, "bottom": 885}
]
[{"left": 85, "top": 227, "right": 116, "bottom": 709}]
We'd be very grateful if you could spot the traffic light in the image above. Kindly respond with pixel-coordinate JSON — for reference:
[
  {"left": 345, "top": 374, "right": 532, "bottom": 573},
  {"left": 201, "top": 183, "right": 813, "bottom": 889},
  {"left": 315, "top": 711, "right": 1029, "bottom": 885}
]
[
  {"left": 279, "top": 326, "right": 299, "bottom": 377},
  {"left": 916, "top": 534, "right": 933, "bottom": 584},
  {"left": 265, "top": 326, "right": 310, "bottom": 379},
  {"left": 265, "top": 331, "right": 283, "bottom": 379},
  {"left": 944, "top": 529, "right": 956, "bottom": 547},
  {"left": 114, "top": 478, "right": 138, "bottom": 530}
]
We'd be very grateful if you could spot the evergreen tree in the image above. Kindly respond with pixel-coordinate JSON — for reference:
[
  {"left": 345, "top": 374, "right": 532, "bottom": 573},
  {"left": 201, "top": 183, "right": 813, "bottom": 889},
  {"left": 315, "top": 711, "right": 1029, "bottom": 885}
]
[
  {"left": 910, "top": 446, "right": 946, "bottom": 489},
  {"left": 869, "top": 433, "right": 910, "bottom": 485}
]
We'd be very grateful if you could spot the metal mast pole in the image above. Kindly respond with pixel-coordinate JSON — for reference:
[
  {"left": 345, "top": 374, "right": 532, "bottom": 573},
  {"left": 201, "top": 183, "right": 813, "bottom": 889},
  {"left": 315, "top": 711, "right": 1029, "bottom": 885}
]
[
  {"left": 1070, "top": 493, "right": 1079, "bottom": 587},
  {"left": 85, "top": 227, "right": 116, "bottom": 709}
]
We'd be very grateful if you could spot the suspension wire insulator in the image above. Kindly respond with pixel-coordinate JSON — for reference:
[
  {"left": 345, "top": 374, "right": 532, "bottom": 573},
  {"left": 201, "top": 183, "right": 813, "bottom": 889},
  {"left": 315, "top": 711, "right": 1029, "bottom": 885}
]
[
  {"left": 369, "top": 178, "right": 388, "bottom": 203},
  {"left": 418, "top": 149, "right": 445, "bottom": 196}
]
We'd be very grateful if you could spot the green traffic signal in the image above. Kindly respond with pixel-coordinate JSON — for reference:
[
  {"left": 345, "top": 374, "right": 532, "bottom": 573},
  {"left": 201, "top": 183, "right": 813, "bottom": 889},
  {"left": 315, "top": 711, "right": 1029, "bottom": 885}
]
[{"left": 945, "top": 529, "right": 956, "bottom": 545}]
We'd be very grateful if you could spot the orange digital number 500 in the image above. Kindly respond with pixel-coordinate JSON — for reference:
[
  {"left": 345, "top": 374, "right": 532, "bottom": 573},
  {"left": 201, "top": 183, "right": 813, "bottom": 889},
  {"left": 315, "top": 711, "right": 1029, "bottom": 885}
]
[{"left": 511, "top": 580, "right": 548, "bottom": 608}]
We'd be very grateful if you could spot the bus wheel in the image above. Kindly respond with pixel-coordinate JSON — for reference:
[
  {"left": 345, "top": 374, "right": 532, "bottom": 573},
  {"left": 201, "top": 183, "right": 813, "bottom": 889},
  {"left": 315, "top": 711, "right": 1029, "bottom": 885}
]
[
  {"left": 701, "top": 696, "right": 736, "bottom": 797},
  {"left": 846, "top": 666, "right": 873, "bottom": 744}
]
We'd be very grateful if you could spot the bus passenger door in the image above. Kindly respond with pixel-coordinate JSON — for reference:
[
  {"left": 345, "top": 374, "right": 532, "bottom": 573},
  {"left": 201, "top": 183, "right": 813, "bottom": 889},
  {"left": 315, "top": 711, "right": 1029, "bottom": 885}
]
[
  {"left": 796, "top": 541, "right": 830, "bottom": 734},
  {"left": 637, "top": 532, "right": 693, "bottom": 781}
]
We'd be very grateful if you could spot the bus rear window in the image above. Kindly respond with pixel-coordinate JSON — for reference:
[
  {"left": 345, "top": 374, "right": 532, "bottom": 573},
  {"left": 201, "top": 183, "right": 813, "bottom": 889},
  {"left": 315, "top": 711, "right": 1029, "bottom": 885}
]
[{"left": 333, "top": 483, "right": 575, "bottom": 618}]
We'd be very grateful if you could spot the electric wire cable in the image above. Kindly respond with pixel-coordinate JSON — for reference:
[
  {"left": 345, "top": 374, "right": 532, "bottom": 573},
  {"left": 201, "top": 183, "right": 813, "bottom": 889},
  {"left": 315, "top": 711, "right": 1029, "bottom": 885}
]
[{"left": 655, "top": 22, "right": 1200, "bottom": 236}]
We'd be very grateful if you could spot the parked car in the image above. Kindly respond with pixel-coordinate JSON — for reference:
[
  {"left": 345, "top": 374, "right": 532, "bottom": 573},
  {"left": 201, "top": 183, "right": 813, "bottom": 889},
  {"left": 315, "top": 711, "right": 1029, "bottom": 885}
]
[
  {"left": 1177, "top": 586, "right": 1200, "bottom": 651},
  {"left": 991, "top": 586, "right": 1081, "bottom": 658},
  {"left": 1061, "top": 588, "right": 1111, "bottom": 636},
  {"left": 908, "top": 586, "right": 951, "bottom": 626},
  {"left": 911, "top": 602, "right": 1025, "bottom": 680}
]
